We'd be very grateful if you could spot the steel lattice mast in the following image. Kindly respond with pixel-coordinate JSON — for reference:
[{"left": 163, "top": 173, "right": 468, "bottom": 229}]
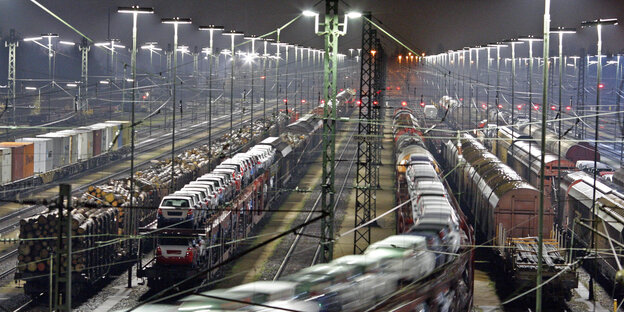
[{"left": 354, "top": 12, "right": 375, "bottom": 253}]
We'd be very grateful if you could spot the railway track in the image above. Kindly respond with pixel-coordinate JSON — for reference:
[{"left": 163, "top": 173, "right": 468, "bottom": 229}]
[
  {"left": 0, "top": 249, "right": 18, "bottom": 280},
  {"left": 273, "top": 121, "right": 358, "bottom": 279}
]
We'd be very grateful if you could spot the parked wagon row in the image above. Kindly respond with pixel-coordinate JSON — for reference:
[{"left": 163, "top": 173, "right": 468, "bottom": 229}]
[{"left": 0, "top": 120, "right": 131, "bottom": 185}]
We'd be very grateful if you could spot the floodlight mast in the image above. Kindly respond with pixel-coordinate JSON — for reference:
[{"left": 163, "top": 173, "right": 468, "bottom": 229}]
[
  {"left": 118, "top": 5, "right": 153, "bottom": 288},
  {"left": 199, "top": 25, "right": 224, "bottom": 169},
  {"left": 222, "top": 30, "right": 244, "bottom": 155},
  {"left": 162, "top": 17, "right": 192, "bottom": 191},
  {"left": 302, "top": 3, "right": 362, "bottom": 263},
  {"left": 580, "top": 17, "right": 618, "bottom": 305},
  {"left": 244, "top": 34, "right": 261, "bottom": 142}
]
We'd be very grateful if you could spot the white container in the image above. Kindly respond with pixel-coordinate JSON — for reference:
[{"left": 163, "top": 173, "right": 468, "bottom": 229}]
[
  {"left": 17, "top": 138, "right": 53, "bottom": 173},
  {"left": 36, "top": 133, "right": 70, "bottom": 168},
  {"left": 71, "top": 129, "right": 93, "bottom": 160},
  {"left": 0, "top": 147, "right": 12, "bottom": 184},
  {"left": 76, "top": 127, "right": 96, "bottom": 158},
  {"left": 56, "top": 130, "right": 79, "bottom": 164}
]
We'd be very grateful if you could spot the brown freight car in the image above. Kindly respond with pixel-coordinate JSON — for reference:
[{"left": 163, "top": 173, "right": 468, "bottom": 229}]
[
  {"left": 444, "top": 134, "right": 554, "bottom": 241},
  {"left": 443, "top": 134, "right": 575, "bottom": 301}
]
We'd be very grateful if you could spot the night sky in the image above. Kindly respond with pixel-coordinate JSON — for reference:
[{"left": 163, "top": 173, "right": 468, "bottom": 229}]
[{"left": 0, "top": 0, "right": 623, "bottom": 80}]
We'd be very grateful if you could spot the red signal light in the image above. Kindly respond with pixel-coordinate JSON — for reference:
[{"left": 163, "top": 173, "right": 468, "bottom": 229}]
[
  {"left": 598, "top": 83, "right": 605, "bottom": 89},
  {"left": 533, "top": 104, "right": 539, "bottom": 111},
  {"left": 401, "top": 101, "right": 407, "bottom": 107},
  {"left": 420, "top": 101, "right": 425, "bottom": 107},
  {"left": 356, "top": 100, "right": 361, "bottom": 106},
  {"left": 481, "top": 103, "right": 487, "bottom": 109},
  {"left": 340, "top": 88, "right": 344, "bottom": 91},
  {"left": 551, "top": 105, "right": 556, "bottom": 111},
  {"left": 566, "top": 106, "right": 571, "bottom": 111},
  {"left": 301, "top": 99, "right": 306, "bottom": 103},
  {"left": 517, "top": 104, "right": 523, "bottom": 110},
  {"left": 459, "top": 98, "right": 463, "bottom": 102},
  {"left": 283, "top": 99, "right": 288, "bottom": 103},
  {"left": 497, "top": 104, "right": 503, "bottom": 109},
  {"left": 321, "top": 100, "right": 325, "bottom": 104},
  {"left": 373, "top": 100, "right": 378, "bottom": 105},
  {"left": 396, "top": 87, "right": 401, "bottom": 90},
  {"left": 142, "top": 95, "right": 147, "bottom": 100}
]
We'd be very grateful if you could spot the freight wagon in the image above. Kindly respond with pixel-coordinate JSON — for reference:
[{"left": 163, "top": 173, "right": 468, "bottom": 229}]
[
  {"left": 442, "top": 134, "right": 577, "bottom": 301},
  {"left": 560, "top": 170, "right": 624, "bottom": 287},
  {"left": 0, "top": 121, "right": 133, "bottom": 199}
]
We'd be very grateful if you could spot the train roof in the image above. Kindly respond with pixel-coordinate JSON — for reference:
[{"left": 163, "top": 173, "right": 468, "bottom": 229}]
[
  {"left": 259, "top": 137, "right": 292, "bottom": 157},
  {"left": 510, "top": 140, "right": 576, "bottom": 173},
  {"left": 460, "top": 134, "right": 538, "bottom": 207},
  {"left": 519, "top": 125, "right": 599, "bottom": 162}
]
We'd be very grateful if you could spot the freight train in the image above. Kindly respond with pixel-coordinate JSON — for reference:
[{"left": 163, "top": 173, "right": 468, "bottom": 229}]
[
  {"left": 1, "top": 121, "right": 132, "bottom": 199},
  {"left": 139, "top": 114, "right": 326, "bottom": 288},
  {"left": 168, "top": 107, "right": 474, "bottom": 312},
  {"left": 441, "top": 133, "right": 577, "bottom": 301},
  {"left": 14, "top": 90, "right": 356, "bottom": 301},
  {"left": 475, "top": 122, "right": 624, "bottom": 289}
]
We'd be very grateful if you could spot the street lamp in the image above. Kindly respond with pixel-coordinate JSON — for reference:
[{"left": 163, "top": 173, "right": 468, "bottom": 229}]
[
  {"left": 504, "top": 38, "right": 523, "bottom": 146},
  {"left": 519, "top": 35, "right": 543, "bottom": 141},
  {"left": 95, "top": 39, "right": 125, "bottom": 79},
  {"left": 118, "top": 5, "right": 153, "bottom": 287},
  {"left": 162, "top": 17, "right": 192, "bottom": 192},
  {"left": 222, "top": 30, "right": 244, "bottom": 153},
  {"left": 471, "top": 46, "right": 485, "bottom": 128},
  {"left": 488, "top": 42, "right": 507, "bottom": 128},
  {"left": 261, "top": 38, "right": 274, "bottom": 130},
  {"left": 581, "top": 17, "right": 618, "bottom": 302},
  {"left": 244, "top": 34, "right": 261, "bottom": 141},
  {"left": 199, "top": 25, "right": 224, "bottom": 168},
  {"left": 549, "top": 27, "right": 576, "bottom": 224}
]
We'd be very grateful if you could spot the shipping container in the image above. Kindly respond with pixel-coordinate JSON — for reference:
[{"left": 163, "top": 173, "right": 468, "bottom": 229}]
[
  {"left": 76, "top": 127, "right": 96, "bottom": 159},
  {"left": 92, "top": 128, "right": 102, "bottom": 156},
  {"left": 36, "top": 133, "right": 70, "bottom": 168},
  {"left": 105, "top": 121, "right": 131, "bottom": 148},
  {"left": 16, "top": 138, "right": 53, "bottom": 173},
  {"left": 90, "top": 123, "right": 114, "bottom": 152},
  {"left": 0, "top": 142, "right": 34, "bottom": 181},
  {"left": 69, "top": 129, "right": 94, "bottom": 160},
  {"left": 56, "top": 130, "right": 79, "bottom": 164},
  {"left": 88, "top": 123, "right": 109, "bottom": 155},
  {"left": 0, "top": 147, "right": 11, "bottom": 184}
]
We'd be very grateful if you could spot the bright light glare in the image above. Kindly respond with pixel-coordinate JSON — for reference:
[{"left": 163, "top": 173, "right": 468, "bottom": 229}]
[
  {"left": 24, "top": 36, "right": 42, "bottom": 42},
  {"left": 66, "top": 83, "right": 77, "bottom": 87},
  {"left": 346, "top": 12, "right": 362, "bottom": 18},
  {"left": 99, "top": 80, "right": 109, "bottom": 84},
  {"left": 302, "top": 10, "right": 318, "bottom": 17},
  {"left": 25, "top": 87, "right": 37, "bottom": 90},
  {"left": 59, "top": 41, "right": 75, "bottom": 46},
  {"left": 243, "top": 53, "right": 255, "bottom": 63}
]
